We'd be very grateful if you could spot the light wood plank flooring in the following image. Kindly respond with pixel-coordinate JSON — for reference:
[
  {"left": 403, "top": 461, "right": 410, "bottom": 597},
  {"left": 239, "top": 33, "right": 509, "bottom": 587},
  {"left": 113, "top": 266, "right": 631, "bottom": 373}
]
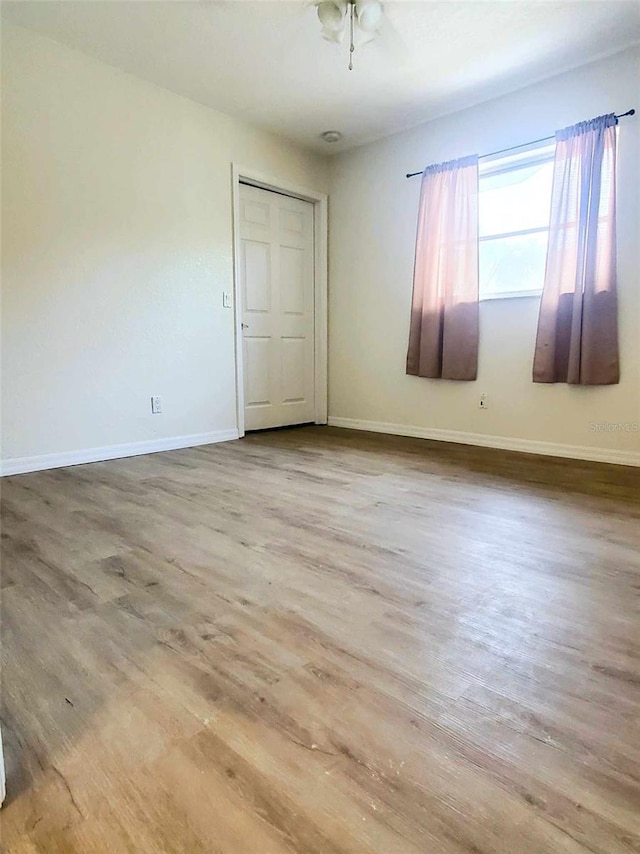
[{"left": 1, "top": 426, "right": 639, "bottom": 853}]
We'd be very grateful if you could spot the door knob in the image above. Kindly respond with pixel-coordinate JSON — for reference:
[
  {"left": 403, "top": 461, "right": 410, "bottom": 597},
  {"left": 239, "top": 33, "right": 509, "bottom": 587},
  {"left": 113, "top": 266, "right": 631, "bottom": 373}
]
[{"left": 241, "top": 322, "right": 249, "bottom": 329}]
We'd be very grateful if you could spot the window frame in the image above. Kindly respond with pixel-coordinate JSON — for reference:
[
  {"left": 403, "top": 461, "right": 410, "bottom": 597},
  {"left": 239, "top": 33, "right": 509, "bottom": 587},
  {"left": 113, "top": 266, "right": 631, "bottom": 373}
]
[{"left": 478, "top": 141, "right": 555, "bottom": 301}]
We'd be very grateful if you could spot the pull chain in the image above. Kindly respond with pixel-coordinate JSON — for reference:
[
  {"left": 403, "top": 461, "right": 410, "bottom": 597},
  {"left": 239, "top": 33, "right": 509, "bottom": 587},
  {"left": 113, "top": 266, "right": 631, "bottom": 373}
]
[{"left": 348, "top": 1, "right": 354, "bottom": 70}]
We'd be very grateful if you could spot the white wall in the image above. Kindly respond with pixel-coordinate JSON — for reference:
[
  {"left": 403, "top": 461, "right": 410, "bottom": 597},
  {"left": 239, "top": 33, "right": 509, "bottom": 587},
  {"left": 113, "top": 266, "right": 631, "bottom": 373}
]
[
  {"left": 1, "top": 23, "right": 328, "bottom": 470},
  {"left": 328, "top": 47, "right": 640, "bottom": 465}
]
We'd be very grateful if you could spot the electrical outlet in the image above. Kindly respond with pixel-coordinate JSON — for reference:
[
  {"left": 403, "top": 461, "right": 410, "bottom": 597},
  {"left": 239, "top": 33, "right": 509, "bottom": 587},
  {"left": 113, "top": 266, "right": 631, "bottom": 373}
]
[
  {"left": 151, "top": 396, "right": 162, "bottom": 414},
  {"left": 479, "top": 394, "right": 488, "bottom": 410},
  {"left": 222, "top": 291, "right": 232, "bottom": 308}
]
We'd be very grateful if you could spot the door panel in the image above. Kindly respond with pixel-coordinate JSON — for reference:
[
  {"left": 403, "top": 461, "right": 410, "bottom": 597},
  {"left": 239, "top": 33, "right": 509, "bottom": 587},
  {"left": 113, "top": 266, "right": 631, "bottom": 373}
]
[
  {"left": 242, "top": 241, "right": 271, "bottom": 313},
  {"left": 280, "top": 247, "right": 305, "bottom": 315},
  {"left": 239, "top": 184, "right": 315, "bottom": 431},
  {"left": 281, "top": 337, "right": 306, "bottom": 403},
  {"left": 242, "top": 198, "right": 270, "bottom": 227},
  {"left": 244, "top": 337, "right": 272, "bottom": 407}
]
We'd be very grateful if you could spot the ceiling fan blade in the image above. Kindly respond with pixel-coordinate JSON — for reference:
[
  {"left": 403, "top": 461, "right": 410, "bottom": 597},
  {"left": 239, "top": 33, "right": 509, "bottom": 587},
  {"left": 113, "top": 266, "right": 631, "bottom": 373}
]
[{"left": 373, "top": 13, "right": 408, "bottom": 65}]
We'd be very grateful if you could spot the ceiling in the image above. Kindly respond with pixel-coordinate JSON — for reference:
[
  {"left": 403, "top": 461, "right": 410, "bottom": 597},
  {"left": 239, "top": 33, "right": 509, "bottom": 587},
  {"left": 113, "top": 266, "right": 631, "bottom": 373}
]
[{"left": 3, "top": 0, "right": 640, "bottom": 153}]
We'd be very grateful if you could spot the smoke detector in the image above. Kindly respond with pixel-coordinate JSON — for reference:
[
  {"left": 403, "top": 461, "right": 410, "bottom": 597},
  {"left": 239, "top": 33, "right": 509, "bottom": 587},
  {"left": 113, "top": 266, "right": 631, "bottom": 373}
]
[{"left": 321, "top": 130, "right": 343, "bottom": 143}]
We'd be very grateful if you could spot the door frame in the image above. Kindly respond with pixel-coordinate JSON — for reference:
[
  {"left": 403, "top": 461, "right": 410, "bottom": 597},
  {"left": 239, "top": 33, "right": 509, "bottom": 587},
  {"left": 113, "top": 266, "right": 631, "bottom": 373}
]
[{"left": 231, "top": 164, "right": 328, "bottom": 437}]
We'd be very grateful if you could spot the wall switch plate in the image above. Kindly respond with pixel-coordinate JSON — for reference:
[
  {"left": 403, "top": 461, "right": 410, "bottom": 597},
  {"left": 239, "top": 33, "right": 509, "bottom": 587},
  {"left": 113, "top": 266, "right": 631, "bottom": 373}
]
[
  {"left": 479, "top": 394, "right": 488, "bottom": 410},
  {"left": 151, "top": 396, "right": 162, "bottom": 414},
  {"left": 222, "top": 292, "right": 232, "bottom": 308}
]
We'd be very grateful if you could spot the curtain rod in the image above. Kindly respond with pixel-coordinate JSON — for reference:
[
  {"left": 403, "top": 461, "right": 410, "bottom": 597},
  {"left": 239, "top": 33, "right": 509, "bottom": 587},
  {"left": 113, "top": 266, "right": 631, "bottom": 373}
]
[{"left": 405, "top": 109, "right": 636, "bottom": 179}]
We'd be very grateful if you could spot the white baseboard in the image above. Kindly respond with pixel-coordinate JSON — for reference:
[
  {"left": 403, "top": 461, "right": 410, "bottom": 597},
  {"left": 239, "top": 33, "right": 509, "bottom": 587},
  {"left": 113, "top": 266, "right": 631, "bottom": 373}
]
[
  {"left": 4, "top": 421, "right": 637, "bottom": 474},
  {"left": 328, "top": 417, "right": 640, "bottom": 467},
  {"left": 0, "top": 429, "right": 239, "bottom": 477}
]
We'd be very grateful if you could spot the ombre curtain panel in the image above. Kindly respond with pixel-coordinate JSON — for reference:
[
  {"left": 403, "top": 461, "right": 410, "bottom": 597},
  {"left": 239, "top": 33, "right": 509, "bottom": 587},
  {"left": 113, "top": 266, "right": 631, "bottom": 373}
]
[
  {"left": 406, "top": 155, "right": 479, "bottom": 381},
  {"left": 533, "top": 114, "right": 619, "bottom": 385}
]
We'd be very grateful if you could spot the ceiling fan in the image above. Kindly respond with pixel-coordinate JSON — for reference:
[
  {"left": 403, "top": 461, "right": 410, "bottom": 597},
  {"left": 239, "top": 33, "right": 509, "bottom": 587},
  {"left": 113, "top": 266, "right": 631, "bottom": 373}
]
[{"left": 314, "top": 0, "right": 384, "bottom": 70}]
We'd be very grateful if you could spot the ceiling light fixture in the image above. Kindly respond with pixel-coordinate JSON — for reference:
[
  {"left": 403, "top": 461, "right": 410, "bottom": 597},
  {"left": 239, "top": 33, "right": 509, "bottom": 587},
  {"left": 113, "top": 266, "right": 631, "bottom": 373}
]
[{"left": 315, "top": 0, "right": 383, "bottom": 70}]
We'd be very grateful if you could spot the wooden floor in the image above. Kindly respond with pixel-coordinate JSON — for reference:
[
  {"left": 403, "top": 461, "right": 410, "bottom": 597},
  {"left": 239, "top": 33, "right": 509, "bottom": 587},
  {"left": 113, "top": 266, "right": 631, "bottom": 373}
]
[{"left": 1, "top": 426, "right": 639, "bottom": 853}]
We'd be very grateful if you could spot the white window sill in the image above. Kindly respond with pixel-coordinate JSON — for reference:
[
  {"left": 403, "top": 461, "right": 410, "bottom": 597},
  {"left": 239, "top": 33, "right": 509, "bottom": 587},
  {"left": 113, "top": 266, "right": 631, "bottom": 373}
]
[{"left": 481, "top": 289, "right": 542, "bottom": 301}]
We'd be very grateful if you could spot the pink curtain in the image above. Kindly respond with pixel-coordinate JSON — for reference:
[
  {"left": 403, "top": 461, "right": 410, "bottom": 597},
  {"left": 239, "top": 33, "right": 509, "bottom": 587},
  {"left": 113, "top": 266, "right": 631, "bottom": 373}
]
[
  {"left": 533, "top": 114, "right": 619, "bottom": 384},
  {"left": 406, "top": 155, "right": 479, "bottom": 381}
]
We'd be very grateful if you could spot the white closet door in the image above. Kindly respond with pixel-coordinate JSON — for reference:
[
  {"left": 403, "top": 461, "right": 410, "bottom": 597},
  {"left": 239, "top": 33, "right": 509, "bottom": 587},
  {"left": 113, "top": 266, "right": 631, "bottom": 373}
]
[{"left": 239, "top": 183, "right": 315, "bottom": 431}]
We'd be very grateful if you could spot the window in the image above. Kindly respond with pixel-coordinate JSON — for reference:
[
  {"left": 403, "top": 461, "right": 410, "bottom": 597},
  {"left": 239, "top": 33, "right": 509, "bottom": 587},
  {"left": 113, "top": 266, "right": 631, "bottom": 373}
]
[{"left": 479, "top": 142, "right": 554, "bottom": 300}]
